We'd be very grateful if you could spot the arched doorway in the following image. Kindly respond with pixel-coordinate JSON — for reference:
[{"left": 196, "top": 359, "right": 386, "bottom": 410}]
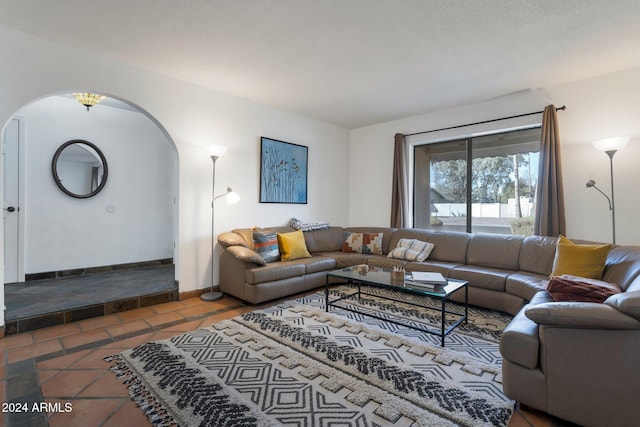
[{"left": 2, "top": 92, "right": 179, "bottom": 335}]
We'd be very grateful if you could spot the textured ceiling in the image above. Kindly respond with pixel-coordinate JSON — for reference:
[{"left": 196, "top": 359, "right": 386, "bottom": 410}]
[{"left": 1, "top": 0, "right": 640, "bottom": 128}]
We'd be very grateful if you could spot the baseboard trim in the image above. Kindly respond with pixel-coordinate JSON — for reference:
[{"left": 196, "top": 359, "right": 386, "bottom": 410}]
[{"left": 180, "top": 286, "right": 221, "bottom": 301}]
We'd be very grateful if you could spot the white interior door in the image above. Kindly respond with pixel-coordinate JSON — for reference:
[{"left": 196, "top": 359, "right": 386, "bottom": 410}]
[{"left": 3, "top": 117, "right": 22, "bottom": 283}]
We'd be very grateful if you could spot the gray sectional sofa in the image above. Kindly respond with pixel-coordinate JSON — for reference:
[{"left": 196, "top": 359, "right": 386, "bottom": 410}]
[
  {"left": 500, "top": 246, "right": 640, "bottom": 427},
  {"left": 218, "top": 225, "right": 555, "bottom": 313},
  {"left": 218, "top": 225, "right": 640, "bottom": 427}
]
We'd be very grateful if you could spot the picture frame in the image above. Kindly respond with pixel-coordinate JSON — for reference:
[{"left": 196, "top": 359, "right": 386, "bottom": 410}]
[{"left": 259, "top": 137, "right": 308, "bottom": 204}]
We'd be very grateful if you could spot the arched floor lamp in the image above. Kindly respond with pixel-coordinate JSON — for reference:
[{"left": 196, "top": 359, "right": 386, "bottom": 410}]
[
  {"left": 586, "top": 136, "right": 629, "bottom": 244},
  {"left": 201, "top": 146, "right": 240, "bottom": 302}
]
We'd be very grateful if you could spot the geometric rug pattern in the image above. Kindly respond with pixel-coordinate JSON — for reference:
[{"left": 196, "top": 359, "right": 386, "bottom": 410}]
[{"left": 107, "top": 286, "right": 514, "bottom": 426}]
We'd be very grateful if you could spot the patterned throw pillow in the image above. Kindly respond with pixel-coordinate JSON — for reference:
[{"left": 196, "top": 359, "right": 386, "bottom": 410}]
[
  {"left": 387, "top": 238, "right": 434, "bottom": 262},
  {"left": 253, "top": 230, "right": 280, "bottom": 263},
  {"left": 289, "top": 217, "right": 330, "bottom": 231},
  {"left": 342, "top": 232, "right": 383, "bottom": 255}
]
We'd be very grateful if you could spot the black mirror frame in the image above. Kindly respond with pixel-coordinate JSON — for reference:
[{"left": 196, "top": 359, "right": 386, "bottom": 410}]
[{"left": 52, "top": 139, "right": 109, "bottom": 198}]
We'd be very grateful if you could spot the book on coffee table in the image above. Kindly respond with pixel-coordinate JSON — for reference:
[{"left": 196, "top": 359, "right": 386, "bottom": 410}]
[{"left": 410, "top": 271, "right": 448, "bottom": 285}]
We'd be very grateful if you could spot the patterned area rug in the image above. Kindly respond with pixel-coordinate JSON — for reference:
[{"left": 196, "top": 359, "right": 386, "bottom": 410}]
[{"left": 106, "top": 286, "right": 514, "bottom": 426}]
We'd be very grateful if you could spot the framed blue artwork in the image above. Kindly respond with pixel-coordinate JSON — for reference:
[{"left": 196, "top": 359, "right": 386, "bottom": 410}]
[{"left": 260, "top": 137, "right": 308, "bottom": 204}]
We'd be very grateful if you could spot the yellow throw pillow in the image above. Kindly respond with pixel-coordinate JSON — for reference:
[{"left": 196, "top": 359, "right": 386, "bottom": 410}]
[
  {"left": 550, "top": 235, "right": 611, "bottom": 279},
  {"left": 277, "top": 229, "right": 311, "bottom": 261}
]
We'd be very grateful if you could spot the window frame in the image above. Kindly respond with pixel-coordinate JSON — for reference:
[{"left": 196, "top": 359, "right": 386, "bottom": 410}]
[{"left": 409, "top": 124, "right": 542, "bottom": 234}]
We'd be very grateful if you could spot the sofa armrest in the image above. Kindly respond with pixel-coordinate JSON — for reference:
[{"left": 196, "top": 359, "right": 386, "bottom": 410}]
[
  {"left": 226, "top": 246, "right": 266, "bottom": 266},
  {"left": 500, "top": 308, "right": 540, "bottom": 369},
  {"left": 525, "top": 302, "right": 640, "bottom": 329},
  {"left": 605, "top": 290, "right": 640, "bottom": 320},
  {"left": 218, "top": 232, "right": 250, "bottom": 249}
]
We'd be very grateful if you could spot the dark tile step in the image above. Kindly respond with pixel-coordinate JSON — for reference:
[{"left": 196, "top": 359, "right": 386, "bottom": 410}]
[
  {"left": 5, "top": 289, "right": 179, "bottom": 335},
  {"left": 4, "top": 264, "right": 178, "bottom": 335}
]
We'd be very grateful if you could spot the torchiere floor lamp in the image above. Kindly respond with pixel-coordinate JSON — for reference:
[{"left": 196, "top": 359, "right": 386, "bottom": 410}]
[
  {"left": 586, "top": 136, "right": 629, "bottom": 244},
  {"left": 201, "top": 146, "right": 240, "bottom": 302}
]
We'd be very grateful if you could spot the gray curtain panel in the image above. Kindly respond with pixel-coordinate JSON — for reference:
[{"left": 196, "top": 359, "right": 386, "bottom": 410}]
[
  {"left": 534, "top": 105, "right": 566, "bottom": 236},
  {"left": 391, "top": 133, "right": 408, "bottom": 228}
]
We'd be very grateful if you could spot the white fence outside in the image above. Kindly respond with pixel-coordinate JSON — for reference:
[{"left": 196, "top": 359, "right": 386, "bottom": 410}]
[{"left": 433, "top": 198, "right": 534, "bottom": 219}]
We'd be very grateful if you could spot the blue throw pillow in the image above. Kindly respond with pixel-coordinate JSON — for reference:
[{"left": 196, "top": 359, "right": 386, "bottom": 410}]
[{"left": 253, "top": 230, "right": 280, "bottom": 263}]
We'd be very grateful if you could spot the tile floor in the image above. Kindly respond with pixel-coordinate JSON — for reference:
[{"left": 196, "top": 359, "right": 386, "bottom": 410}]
[{"left": 1, "top": 292, "right": 558, "bottom": 427}]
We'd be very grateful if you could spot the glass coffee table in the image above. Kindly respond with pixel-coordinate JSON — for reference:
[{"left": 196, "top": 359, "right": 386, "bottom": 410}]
[{"left": 325, "top": 266, "right": 468, "bottom": 346}]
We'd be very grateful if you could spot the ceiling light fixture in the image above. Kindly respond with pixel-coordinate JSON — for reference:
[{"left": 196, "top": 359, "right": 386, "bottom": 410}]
[{"left": 72, "top": 92, "right": 106, "bottom": 111}]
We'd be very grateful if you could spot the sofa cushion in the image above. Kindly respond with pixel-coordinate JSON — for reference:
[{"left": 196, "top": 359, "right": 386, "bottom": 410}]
[
  {"left": 319, "top": 251, "right": 370, "bottom": 269},
  {"left": 467, "top": 233, "right": 523, "bottom": 270},
  {"left": 342, "top": 232, "right": 383, "bottom": 255},
  {"left": 367, "top": 255, "right": 407, "bottom": 270},
  {"left": 425, "top": 231, "right": 470, "bottom": 264},
  {"left": 253, "top": 230, "right": 280, "bottom": 262},
  {"left": 292, "top": 256, "right": 336, "bottom": 274},
  {"left": 601, "top": 246, "right": 640, "bottom": 291},
  {"left": 506, "top": 272, "right": 547, "bottom": 302},
  {"left": 605, "top": 290, "right": 640, "bottom": 321},
  {"left": 387, "top": 238, "right": 434, "bottom": 262},
  {"left": 245, "top": 262, "right": 306, "bottom": 284},
  {"left": 449, "top": 265, "right": 511, "bottom": 291},
  {"left": 550, "top": 235, "right": 611, "bottom": 279},
  {"left": 626, "top": 276, "right": 640, "bottom": 293},
  {"left": 303, "top": 227, "right": 345, "bottom": 253},
  {"left": 519, "top": 235, "right": 558, "bottom": 276},
  {"left": 546, "top": 275, "right": 621, "bottom": 303},
  {"left": 277, "top": 229, "right": 312, "bottom": 261}
]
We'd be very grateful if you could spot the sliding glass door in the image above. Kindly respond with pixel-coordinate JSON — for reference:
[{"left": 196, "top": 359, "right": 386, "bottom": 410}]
[{"left": 413, "top": 127, "right": 540, "bottom": 235}]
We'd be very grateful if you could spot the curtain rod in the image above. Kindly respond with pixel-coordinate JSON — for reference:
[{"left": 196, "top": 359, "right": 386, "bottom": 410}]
[{"left": 403, "top": 105, "right": 566, "bottom": 138}]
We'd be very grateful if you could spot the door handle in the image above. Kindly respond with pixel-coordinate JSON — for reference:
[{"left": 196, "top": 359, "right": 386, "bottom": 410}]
[{"left": 5, "top": 206, "right": 16, "bottom": 212}]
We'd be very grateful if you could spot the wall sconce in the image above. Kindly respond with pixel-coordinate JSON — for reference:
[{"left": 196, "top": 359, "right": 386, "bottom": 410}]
[
  {"left": 201, "top": 146, "right": 240, "bottom": 302},
  {"left": 586, "top": 136, "right": 629, "bottom": 244}
]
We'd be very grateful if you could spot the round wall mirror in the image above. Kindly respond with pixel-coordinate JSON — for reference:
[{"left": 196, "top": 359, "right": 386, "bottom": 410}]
[{"left": 52, "top": 140, "right": 108, "bottom": 198}]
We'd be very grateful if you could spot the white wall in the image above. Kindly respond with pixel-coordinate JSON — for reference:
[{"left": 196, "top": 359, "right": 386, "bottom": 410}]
[
  {"left": 350, "top": 68, "right": 640, "bottom": 245},
  {"left": 0, "top": 26, "right": 351, "bottom": 327},
  {"left": 349, "top": 90, "right": 545, "bottom": 226},
  {"left": 549, "top": 69, "right": 640, "bottom": 245},
  {"left": 18, "top": 95, "right": 175, "bottom": 273}
]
